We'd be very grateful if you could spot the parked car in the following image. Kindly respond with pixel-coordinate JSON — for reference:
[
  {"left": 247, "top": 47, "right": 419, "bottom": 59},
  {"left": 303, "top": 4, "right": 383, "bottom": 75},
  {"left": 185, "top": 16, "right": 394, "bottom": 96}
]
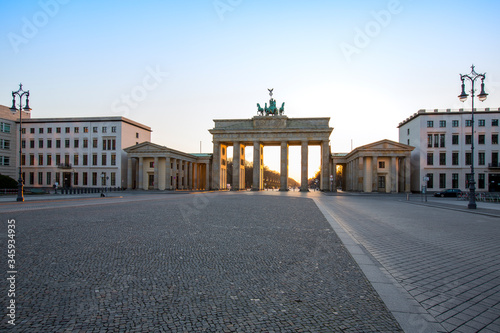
[{"left": 433, "top": 189, "right": 462, "bottom": 197}]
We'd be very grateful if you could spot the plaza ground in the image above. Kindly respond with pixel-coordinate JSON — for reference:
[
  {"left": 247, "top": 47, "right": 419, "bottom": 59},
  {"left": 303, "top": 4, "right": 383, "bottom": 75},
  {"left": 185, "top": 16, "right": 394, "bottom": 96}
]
[{"left": 0, "top": 191, "right": 499, "bottom": 332}]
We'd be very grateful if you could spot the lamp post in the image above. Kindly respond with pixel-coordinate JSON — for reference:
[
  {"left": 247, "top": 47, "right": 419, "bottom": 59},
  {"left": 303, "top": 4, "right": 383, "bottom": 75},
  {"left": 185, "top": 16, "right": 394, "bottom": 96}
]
[
  {"left": 9, "top": 84, "right": 32, "bottom": 202},
  {"left": 458, "top": 65, "right": 488, "bottom": 209}
]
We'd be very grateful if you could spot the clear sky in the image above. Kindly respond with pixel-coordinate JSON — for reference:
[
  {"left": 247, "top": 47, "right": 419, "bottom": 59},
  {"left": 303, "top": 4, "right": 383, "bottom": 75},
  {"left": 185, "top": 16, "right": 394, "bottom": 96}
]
[{"left": 2, "top": 0, "right": 500, "bottom": 182}]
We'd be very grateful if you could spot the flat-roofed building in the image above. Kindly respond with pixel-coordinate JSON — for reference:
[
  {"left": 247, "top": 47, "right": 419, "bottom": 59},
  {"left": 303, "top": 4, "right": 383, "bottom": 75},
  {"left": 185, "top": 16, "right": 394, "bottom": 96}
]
[
  {"left": 398, "top": 108, "right": 500, "bottom": 193},
  {"left": 0, "top": 105, "right": 29, "bottom": 179},
  {"left": 16, "top": 116, "right": 151, "bottom": 189}
]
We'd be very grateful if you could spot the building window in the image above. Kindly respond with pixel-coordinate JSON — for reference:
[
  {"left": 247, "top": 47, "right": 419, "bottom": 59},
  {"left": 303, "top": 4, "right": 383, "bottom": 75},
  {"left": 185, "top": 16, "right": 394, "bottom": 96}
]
[
  {"left": 452, "top": 134, "right": 459, "bottom": 145},
  {"left": 426, "top": 173, "right": 434, "bottom": 189},
  {"left": 102, "top": 126, "right": 107, "bottom": 133},
  {"left": 102, "top": 154, "right": 107, "bottom": 166},
  {"left": 47, "top": 154, "right": 52, "bottom": 166},
  {"left": 29, "top": 154, "right": 34, "bottom": 165},
  {"left": 47, "top": 139, "right": 52, "bottom": 149},
  {"left": 74, "top": 127, "right": 79, "bottom": 133},
  {"left": 65, "top": 127, "right": 70, "bottom": 133},
  {"left": 478, "top": 152, "right": 485, "bottom": 165},
  {"left": 478, "top": 135, "right": 485, "bottom": 145},
  {"left": 74, "top": 139, "right": 79, "bottom": 148},
  {"left": 439, "top": 174, "right": 446, "bottom": 189},
  {"left": 0, "top": 156, "right": 10, "bottom": 166},
  {"left": 377, "top": 176, "right": 386, "bottom": 189},
  {"left": 65, "top": 154, "right": 70, "bottom": 165},
  {"left": 56, "top": 127, "right": 61, "bottom": 133},
  {"left": 29, "top": 172, "right": 34, "bottom": 185},
  {"left": 46, "top": 172, "right": 51, "bottom": 185},
  {"left": 93, "top": 127, "right": 98, "bottom": 133},
  {"left": 92, "top": 172, "right": 97, "bottom": 186},
  {"left": 65, "top": 139, "right": 70, "bottom": 148},
  {"left": 21, "top": 128, "right": 26, "bottom": 134},
  {"left": 452, "top": 152, "right": 459, "bottom": 166},
  {"left": 466, "top": 119, "right": 472, "bottom": 127},
  {"left": 439, "top": 120, "right": 446, "bottom": 127},
  {"left": 83, "top": 154, "right": 88, "bottom": 166},
  {"left": 74, "top": 172, "right": 79, "bottom": 186},
  {"left": 83, "top": 172, "right": 88, "bottom": 186},
  {"left": 434, "top": 134, "right": 439, "bottom": 148},
  {"left": 427, "top": 134, "right": 432, "bottom": 148},
  {"left": 84, "top": 127, "right": 89, "bottom": 133},
  {"left": 56, "top": 154, "right": 61, "bottom": 165},
  {"left": 149, "top": 161, "right": 154, "bottom": 168},
  {"left": 427, "top": 121, "right": 434, "bottom": 128},
  {"left": 492, "top": 152, "right": 499, "bottom": 166},
  {"left": 38, "top": 172, "right": 43, "bottom": 185},
  {"left": 452, "top": 174, "right": 459, "bottom": 189},
  {"left": 38, "top": 154, "right": 43, "bottom": 166},
  {"left": 39, "top": 128, "right": 44, "bottom": 134},
  {"left": 478, "top": 119, "right": 485, "bottom": 127},
  {"left": 74, "top": 154, "right": 79, "bottom": 166},
  {"left": 492, "top": 134, "right": 499, "bottom": 144},
  {"left": 93, "top": 139, "right": 98, "bottom": 148},
  {"left": 47, "top": 127, "right": 52, "bottom": 134},
  {"left": 439, "top": 153, "right": 446, "bottom": 166},
  {"left": 111, "top": 172, "right": 116, "bottom": 186},
  {"left": 55, "top": 173, "right": 60, "bottom": 185},
  {"left": 111, "top": 154, "right": 116, "bottom": 166},
  {"left": 0, "top": 139, "right": 10, "bottom": 150},
  {"left": 465, "top": 152, "right": 472, "bottom": 165},
  {"left": 101, "top": 173, "right": 106, "bottom": 186},
  {"left": 30, "top": 140, "right": 35, "bottom": 149},
  {"left": 427, "top": 152, "right": 433, "bottom": 166},
  {"left": 440, "top": 134, "right": 445, "bottom": 147},
  {"left": 21, "top": 154, "right": 25, "bottom": 166},
  {"left": 83, "top": 139, "right": 88, "bottom": 148},
  {"left": 492, "top": 119, "right": 499, "bottom": 127},
  {"left": 466, "top": 174, "right": 473, "bottom": 188},
  {"left": 56, "top": 140, "right": 61, "bottom": 148},
  {"left": 465, "top": 135, "right": 472, "bottom": 145},
  {"left": 30, "top": 128, "right": 35, "bottom": 134},
  {"left": 111, "top": 126, "right": 117, "bottom": 133},
  {"left": 378, "top": 161, "right": 385, "bottom": 169},
  {"left": 92, "top": 154, "right": 98, "bottom": 166},
  {"left": 0, "top": 122, "right": 11, "bottom": 133},
  {"left": 103, "top": 139, "right": 107, "bottom": 151},
  {"left": 21, "top": 140, "right": 25, "bottom": 149},
  {"left": 478, "top": 174, "right": 485, "bottom": 189}
]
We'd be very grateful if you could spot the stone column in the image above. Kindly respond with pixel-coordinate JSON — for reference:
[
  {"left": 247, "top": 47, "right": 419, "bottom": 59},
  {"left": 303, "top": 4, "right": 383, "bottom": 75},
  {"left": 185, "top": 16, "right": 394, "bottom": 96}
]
[
  {"left": 321, "top": 141, "right": 330, "bottom": 191},
  {"left": 212, "top": 141, "right": 221, "bottom": 190},
  {"left": 252, "top": 141, "right": 263, "bottom": 191},
  {"left": 127, "top": 157, "right": 133, "bottom": 189},
  {"left": 280, "top": 141, "right": 289, "bottom": 191},
  {"left": 332, "top": 161, "right": 337, "bottom": 192},
  {"left": 364, "top": 156, "right": 372, "bottom": 192},
  {"left": 300, "top": 140, "right": 309, "bottom": 191},
  {"left": 165, "top": 157, "right": 171, "bottom": 190},
  {"left": 205, "top": 162, "right": 210, "bottom": 191},
  {"left": 192, "top": 162, "right": 197, "bottom": 190},
  {"left": 371, "top": 156, "right": 378, "bottom": 192},
  {"left": 390, "top": 156, "right": 397, "bottom": 193},
  {"left": 189, "top": 162, "right": 194, "bottom": 190},
  {"left": 405, "top": 156, "right": 411, "bottom": 193},
  {"left": 358, "top": 157, "right": 364, "bottom": 191},
  {"left": 232, "top": 141, "right": 242, "bottom": 190},
  {"left": 172, "top": 158, "right": 177, "bottom": 190},
  {"left": 153, "top": 156, "right": 159, "bottom": 190},
  {"left": 138, "top": 157, "right": 144, "bottom": 190},
  {"left": 182, "top": 160, "right": 187, "bottom": 189}
]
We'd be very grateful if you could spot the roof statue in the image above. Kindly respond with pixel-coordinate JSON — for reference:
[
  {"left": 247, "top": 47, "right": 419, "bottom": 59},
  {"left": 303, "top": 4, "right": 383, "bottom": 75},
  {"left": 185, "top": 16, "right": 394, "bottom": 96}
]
[{"left": 257, "top": 88, "right": 284, "bottom": 116}]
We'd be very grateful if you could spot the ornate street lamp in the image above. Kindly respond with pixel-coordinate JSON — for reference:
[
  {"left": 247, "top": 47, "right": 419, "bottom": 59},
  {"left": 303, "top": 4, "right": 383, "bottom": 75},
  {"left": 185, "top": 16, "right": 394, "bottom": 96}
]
[
  {"left": 458, "top": 65, "right": 488, "bottom": 209},
  {"left": 9, "top": 84, "right": 32, "bottom": 202}
]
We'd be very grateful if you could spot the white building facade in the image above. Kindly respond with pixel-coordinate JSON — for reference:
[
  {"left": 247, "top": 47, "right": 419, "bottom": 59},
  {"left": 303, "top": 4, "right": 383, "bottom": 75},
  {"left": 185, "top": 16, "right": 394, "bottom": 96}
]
[
  {"left": 398, "top": 108, "right": 500, "bottom": 193},
  {"left": 17, "top": 117, "right": 151, "bottom": 189}
]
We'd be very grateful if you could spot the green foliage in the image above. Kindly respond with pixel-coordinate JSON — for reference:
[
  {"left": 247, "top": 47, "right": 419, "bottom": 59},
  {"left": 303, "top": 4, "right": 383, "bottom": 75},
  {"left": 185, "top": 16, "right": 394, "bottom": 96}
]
[{"left": 0, "top": 174, "right": 18, "bottom": 189}]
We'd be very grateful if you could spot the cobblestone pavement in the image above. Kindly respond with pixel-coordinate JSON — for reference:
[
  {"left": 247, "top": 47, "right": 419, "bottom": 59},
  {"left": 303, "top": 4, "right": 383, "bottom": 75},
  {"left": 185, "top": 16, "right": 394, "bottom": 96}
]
[
  {"left": 316, "top": 194, "right": 500, "bottom": 333},
  {"left": 0, "top": 192, "right": 403, "bottom": 332}
]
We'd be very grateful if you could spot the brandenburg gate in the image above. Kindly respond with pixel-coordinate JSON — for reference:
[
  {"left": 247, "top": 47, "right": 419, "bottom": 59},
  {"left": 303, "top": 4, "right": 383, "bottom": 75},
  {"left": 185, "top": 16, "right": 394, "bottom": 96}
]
[{"left": 209, "top": 90, "right": 333, "bottom": 191}]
